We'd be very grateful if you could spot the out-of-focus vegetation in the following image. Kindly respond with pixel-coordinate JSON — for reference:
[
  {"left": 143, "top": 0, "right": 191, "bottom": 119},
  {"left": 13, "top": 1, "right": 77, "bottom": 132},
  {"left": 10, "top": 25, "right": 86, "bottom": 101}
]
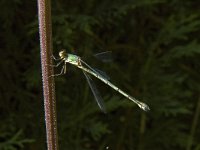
[{"left": 0, "top": 0, "right": 200, "bottom": 150}]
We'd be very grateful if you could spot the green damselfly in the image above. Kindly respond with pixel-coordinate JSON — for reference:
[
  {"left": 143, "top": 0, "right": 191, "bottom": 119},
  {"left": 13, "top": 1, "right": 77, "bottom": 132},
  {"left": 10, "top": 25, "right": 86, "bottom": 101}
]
[{"left": 51, "top": 50, "right": 150, "bottom": 113}]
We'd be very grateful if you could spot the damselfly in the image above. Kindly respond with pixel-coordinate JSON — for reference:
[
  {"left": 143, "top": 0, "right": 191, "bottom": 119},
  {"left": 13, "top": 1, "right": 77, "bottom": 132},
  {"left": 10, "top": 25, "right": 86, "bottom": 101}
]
[{"left": 51, "top": 50, "right": 150, "bottom": 113}]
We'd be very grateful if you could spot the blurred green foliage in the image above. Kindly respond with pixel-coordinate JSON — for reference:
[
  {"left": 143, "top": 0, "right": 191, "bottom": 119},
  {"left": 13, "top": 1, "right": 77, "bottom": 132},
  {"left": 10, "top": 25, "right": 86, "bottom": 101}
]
[{"left": 0, "top": 0, "right": 200, "bottom": 150}]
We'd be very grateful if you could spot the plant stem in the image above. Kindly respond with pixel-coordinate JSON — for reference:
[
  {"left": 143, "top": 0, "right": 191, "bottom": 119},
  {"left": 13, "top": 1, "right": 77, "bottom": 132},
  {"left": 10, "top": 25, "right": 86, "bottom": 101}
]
[
  {"left": 186, "top": 96, "right": 200, "bottom": 150},
  {"left": 138, "top": 112, "right": 146, "bottom": 150},
  {"left": 37, "top": 0, "right": 59, "bottom": 149}
]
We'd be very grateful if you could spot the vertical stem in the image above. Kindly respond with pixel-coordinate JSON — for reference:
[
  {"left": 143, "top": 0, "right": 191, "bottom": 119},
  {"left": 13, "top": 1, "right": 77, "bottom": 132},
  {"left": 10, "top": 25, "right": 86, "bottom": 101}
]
[
  {"left": 186, "top": 96, "right": 200, "bottom": 150},
  {"left": 138, "top": 112, "right": 146, "bottom": 150},
  {"left": 37, "top": 0, "right": 59, "bottom": 150}
]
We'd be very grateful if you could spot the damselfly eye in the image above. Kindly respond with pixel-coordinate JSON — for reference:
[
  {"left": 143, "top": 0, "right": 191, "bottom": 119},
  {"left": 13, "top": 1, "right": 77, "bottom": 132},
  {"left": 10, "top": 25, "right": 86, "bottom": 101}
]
[{"left": 59, "top": 49, "right": 67, "bottom": 58}]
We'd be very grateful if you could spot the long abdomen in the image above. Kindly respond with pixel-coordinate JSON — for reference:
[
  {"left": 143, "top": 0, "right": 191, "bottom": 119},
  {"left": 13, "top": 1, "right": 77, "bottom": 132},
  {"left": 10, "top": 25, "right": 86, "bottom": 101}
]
[{"left": 78, "top": 65, "right": 150, "bottom": 111}]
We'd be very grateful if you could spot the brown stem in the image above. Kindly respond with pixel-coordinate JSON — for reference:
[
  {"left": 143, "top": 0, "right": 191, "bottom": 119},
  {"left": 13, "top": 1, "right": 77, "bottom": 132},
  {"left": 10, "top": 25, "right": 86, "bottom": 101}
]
[{"left": 37, "top": 0, "right": 59, "bottom": 149}]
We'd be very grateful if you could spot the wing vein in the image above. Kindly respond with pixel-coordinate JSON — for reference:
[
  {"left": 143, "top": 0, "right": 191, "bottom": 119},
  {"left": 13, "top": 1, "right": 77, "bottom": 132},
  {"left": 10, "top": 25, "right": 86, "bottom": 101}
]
[{"left": 83, "top": 71, "right": 107, "bottom": 113}]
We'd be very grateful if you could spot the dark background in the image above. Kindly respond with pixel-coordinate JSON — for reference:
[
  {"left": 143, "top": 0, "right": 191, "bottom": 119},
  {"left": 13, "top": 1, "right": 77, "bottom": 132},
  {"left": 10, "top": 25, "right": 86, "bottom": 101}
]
[{"left": 0, "top": 0, "right": 200, "bottom": 150}]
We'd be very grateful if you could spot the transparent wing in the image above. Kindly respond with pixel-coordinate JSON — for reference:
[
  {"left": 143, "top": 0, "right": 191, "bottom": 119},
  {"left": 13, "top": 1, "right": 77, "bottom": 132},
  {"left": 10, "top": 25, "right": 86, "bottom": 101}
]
[
  {"left": 83, "top": 71, "right": 107, "bottom": 113},
  {"left": 81, "top": 59, "right": 110, "bottom": 81},
  {"left": 94, "top": 68, "right": 110, "bottom": 80},
  {"left": 94, "top": 51, "right": 113, "bottom": 62}
]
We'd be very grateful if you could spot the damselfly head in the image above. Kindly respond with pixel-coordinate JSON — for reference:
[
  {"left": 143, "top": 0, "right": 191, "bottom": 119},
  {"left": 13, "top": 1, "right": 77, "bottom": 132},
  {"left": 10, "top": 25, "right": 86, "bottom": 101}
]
[{"left": 59, "top": 49, "right": 67, "bottom": 59}]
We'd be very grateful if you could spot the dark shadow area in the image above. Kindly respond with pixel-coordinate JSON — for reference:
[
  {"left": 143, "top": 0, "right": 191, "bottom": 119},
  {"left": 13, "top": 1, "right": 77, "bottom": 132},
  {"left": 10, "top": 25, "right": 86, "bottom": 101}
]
[{"left": 0, "top": 0, "right": 200, "bottom": 150}]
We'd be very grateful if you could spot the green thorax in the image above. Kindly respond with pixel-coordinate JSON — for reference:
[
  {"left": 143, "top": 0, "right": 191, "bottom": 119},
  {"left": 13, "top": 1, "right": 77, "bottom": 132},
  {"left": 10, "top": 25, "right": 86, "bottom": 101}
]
[{"left": 66, "top": 54, "right": 80, "bottom": 65}]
